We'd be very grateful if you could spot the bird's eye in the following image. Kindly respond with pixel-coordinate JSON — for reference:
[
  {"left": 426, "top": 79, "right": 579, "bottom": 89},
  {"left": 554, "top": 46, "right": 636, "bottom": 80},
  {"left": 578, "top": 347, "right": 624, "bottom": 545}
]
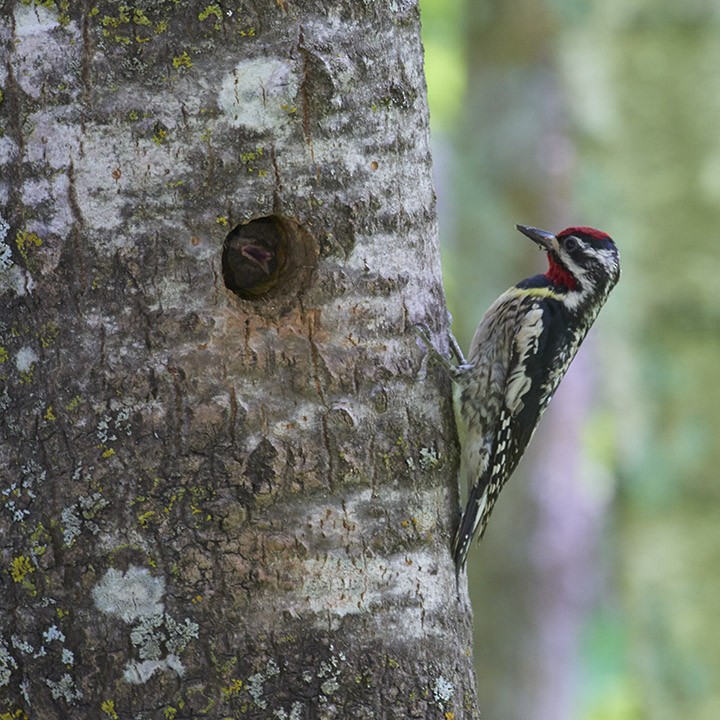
[{"left": 563, "top": 236, "right": 578, "bottom": 251}]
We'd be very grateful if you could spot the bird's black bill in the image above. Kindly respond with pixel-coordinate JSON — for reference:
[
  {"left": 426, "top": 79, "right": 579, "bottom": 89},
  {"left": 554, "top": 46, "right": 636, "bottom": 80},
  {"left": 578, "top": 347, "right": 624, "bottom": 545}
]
[{"left": 516, "top": 224, "right": 556, "bottom": 251}]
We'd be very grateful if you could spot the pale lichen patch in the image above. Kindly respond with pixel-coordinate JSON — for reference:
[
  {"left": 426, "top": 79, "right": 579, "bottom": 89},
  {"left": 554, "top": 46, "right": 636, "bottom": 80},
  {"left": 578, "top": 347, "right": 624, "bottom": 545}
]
[
  {"left": 123, "top": 652, "right": 188, "bottom": 685},
  {"left": 432, "top": 674, "right": 455, "bottom": 706},
  {"left": 46, "top": 672, "right": 83, "bottom": 703},
  {"left": 92, "top": 566, "right": 165, "bottom": 622},
  {"left": 14, "top": 2, "right": 61, "bottom": 37},
  {"left": 42, "top": 624, "right": 65, "bottom": 644},
  {"left": 247, "top": 657, "right": 281, "bottom": 710},
  {"left": 14, "top": 347, "right": 37, "bottom": 374},
  {"left": 92, "top": 567, "right": 199, "bottom": 685},
  {"left": 0, "top": 214, "right": 12, "bottom": 271},
  {"left": 61, "top": 493, "right": 109, "bottom": 546},
  {"left": 123, "top": 658, "right": 166, "bottom": 684},
  {"left": 218, "top": 58, "right": 299, "bottom": 133},
  {"left": 123, "top": 612, "right": 198, "bottom": 684},
  {"left": 0, "top": 639, "right": 18, "bottom": 687},
  {"left": 317, "top": 649, "right": 345, "bottom": 700}
]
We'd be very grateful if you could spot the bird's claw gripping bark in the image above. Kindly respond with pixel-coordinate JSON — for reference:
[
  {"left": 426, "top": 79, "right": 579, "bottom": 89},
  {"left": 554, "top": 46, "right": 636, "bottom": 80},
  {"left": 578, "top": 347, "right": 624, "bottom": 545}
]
[{"left": 414, "top": 323, "right": 465, "bottom": 376}]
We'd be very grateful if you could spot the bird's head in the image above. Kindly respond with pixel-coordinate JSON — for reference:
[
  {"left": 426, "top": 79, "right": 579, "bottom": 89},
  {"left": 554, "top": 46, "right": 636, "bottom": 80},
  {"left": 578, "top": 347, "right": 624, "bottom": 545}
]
[{"left": 516, "top": 224, "right": 620, "bottom": 308}]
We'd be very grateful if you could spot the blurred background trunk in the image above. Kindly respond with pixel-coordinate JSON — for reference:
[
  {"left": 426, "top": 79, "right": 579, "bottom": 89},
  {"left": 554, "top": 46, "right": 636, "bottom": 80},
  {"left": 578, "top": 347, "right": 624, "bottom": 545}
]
[
  {"left": 424, "top": 0, "right": 720, "bottom": 718},
  {"left": 447, "top": 2, "right": 609, "bottom": 719}
]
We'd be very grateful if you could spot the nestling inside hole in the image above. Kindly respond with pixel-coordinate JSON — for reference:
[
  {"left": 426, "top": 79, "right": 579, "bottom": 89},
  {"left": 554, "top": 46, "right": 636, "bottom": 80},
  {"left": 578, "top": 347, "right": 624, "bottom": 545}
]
[{"left": 222, "top": 216, "right": 287, "bottom": 300}]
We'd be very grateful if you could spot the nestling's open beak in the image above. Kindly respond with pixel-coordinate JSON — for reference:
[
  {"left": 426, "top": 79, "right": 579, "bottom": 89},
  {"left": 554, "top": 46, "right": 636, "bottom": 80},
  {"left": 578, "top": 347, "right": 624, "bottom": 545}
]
[
  {"left": 241, "top": 244, "right": 273, "bottom": 275},
  {"left": 516, "top": 224, "right": 558, "bottom": 252}
]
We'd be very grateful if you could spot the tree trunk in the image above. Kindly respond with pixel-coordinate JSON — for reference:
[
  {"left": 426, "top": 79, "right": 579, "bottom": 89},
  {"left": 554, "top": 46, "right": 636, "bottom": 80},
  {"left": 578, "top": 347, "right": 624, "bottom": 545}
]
[{"left": 0, "top": 1, "right": 477, "bottom": 717}]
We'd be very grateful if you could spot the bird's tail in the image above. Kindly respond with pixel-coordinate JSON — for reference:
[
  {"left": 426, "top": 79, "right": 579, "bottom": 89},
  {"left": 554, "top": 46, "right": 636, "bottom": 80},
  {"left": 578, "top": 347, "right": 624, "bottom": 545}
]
[{"left": 452, "top": 483, "right": 489, "bottom": 574}]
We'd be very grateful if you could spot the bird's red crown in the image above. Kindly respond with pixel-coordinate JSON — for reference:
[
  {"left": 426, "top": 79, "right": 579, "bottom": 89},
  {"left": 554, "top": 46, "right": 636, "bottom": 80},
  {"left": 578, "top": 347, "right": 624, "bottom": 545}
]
[{"left": 557, "top": 226, "right": 612, "bottom": 243}]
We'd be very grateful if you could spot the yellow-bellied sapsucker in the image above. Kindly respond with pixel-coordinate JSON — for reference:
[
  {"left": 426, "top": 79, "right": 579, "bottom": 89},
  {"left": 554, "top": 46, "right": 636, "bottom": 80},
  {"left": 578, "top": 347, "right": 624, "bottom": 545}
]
[{"left": 422, "top": 224, "right": 620, "bottom": 573}]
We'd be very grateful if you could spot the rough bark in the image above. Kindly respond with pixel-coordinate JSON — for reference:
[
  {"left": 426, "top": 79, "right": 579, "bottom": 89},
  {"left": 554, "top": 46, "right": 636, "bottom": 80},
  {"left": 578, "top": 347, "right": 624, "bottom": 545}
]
[{"left": 0, "top": 1, "right": 477, "bottom": 718}]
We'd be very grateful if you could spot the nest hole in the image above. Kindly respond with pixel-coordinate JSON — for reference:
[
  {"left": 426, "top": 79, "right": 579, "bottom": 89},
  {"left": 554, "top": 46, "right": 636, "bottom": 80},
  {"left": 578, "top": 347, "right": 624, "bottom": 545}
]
[{"left": 222, "top": 215, "right": 317, "bottom": 302}]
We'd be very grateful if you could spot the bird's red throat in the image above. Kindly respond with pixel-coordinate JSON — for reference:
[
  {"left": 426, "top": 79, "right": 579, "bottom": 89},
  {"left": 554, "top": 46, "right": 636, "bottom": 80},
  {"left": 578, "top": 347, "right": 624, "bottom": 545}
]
[{"left": 545, "top": 256, "right": 578, "bottom": 290}]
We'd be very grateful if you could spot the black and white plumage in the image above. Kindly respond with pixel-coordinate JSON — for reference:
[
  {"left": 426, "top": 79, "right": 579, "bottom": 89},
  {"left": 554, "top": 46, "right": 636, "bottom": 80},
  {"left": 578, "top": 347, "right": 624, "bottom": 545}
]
[{"left": 427, "top": 224, "right": 620, "bottom": 572}]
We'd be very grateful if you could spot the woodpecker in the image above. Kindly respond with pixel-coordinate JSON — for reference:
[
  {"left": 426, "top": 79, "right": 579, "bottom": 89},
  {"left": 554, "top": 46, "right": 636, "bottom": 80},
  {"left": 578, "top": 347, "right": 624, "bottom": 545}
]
[{"left": 421, "top": 224, "right": 620, "bottom": 573}]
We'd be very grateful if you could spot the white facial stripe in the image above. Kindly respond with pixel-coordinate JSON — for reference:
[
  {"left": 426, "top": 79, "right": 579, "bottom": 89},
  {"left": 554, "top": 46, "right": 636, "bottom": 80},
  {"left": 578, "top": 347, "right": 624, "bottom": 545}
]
[
  {"left": 570, "top": 238, "right": 619, "bottom": 272},
  {"left": 591, "top": 247, "right": 620, "bottom": 274},
  {"left": 558, "top": 238, "right": 619, "bottom": 309}
]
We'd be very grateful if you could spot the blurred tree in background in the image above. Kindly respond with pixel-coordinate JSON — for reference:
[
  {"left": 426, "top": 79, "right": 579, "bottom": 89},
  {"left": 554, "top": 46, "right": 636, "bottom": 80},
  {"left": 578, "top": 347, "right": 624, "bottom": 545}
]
[{"left": 422, "top": 0, "right": 720, "bottom": 719}]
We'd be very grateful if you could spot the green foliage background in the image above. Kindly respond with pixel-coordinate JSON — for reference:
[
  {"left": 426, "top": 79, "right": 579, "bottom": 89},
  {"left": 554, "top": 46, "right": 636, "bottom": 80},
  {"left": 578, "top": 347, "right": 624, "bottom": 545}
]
[{"left": 421, "top": 1, "right": 720, "bottom": 719}]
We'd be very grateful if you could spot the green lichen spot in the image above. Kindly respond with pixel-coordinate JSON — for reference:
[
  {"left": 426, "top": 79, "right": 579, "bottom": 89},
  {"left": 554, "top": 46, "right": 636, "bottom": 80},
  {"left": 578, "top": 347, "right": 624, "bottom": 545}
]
[
  {"left": 101, "top": 7, "right": 129, "bottom": 28},
  {"left": 44, "top": 406, "right": 56, "bottom": 421},
  {"left": 0, "top": 710, "right": 29, "bottom": 720},
  {"left": 25, "top": 0, "right": 58, "bottom": 11},
  {"left": 101, "top": 447, "right": 116, "bottom": 458},
  {"left": 66, "top": 395, "right": 83, "bottom": 411},
  {"left": 0, "top": 347, "right": 7, "bottom": 363},
  {"left": 133, "top": 8, "right": 151, "bottom": 25},
  {"left": 152, "top": 125, "right": 168, "bottom": 144},
  {"left": 198, "top": 3, "right": 222, "bottom": 24},
  {"left": 31, "top": 523, "right": 49, "bottom": 557},
  {"left": 38, "top": 321, "right": 59, "bottom": 348},
  {"left": 18, "top": 367, "right": 35, "bottom": 385},
  {"left": 101, "top": 699, "right": 119, "bottom": 720},
  {"left": 239, "top": 147, "right": 265, "bottom": 174},
  {"left": 10, "top": 555, "right": 34, "bottom": 583},
  {"left": 15, "top": 229, "right": 42, "bottom": 262},
  {"left": 216, "top": 216, "right": 229, "bottom": 226},
  {"left": 221, "top": 678, "right": 244, "bottom": 697},
  {"left": 172, "top": 51, "right": 193, "bottom": 70}
]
